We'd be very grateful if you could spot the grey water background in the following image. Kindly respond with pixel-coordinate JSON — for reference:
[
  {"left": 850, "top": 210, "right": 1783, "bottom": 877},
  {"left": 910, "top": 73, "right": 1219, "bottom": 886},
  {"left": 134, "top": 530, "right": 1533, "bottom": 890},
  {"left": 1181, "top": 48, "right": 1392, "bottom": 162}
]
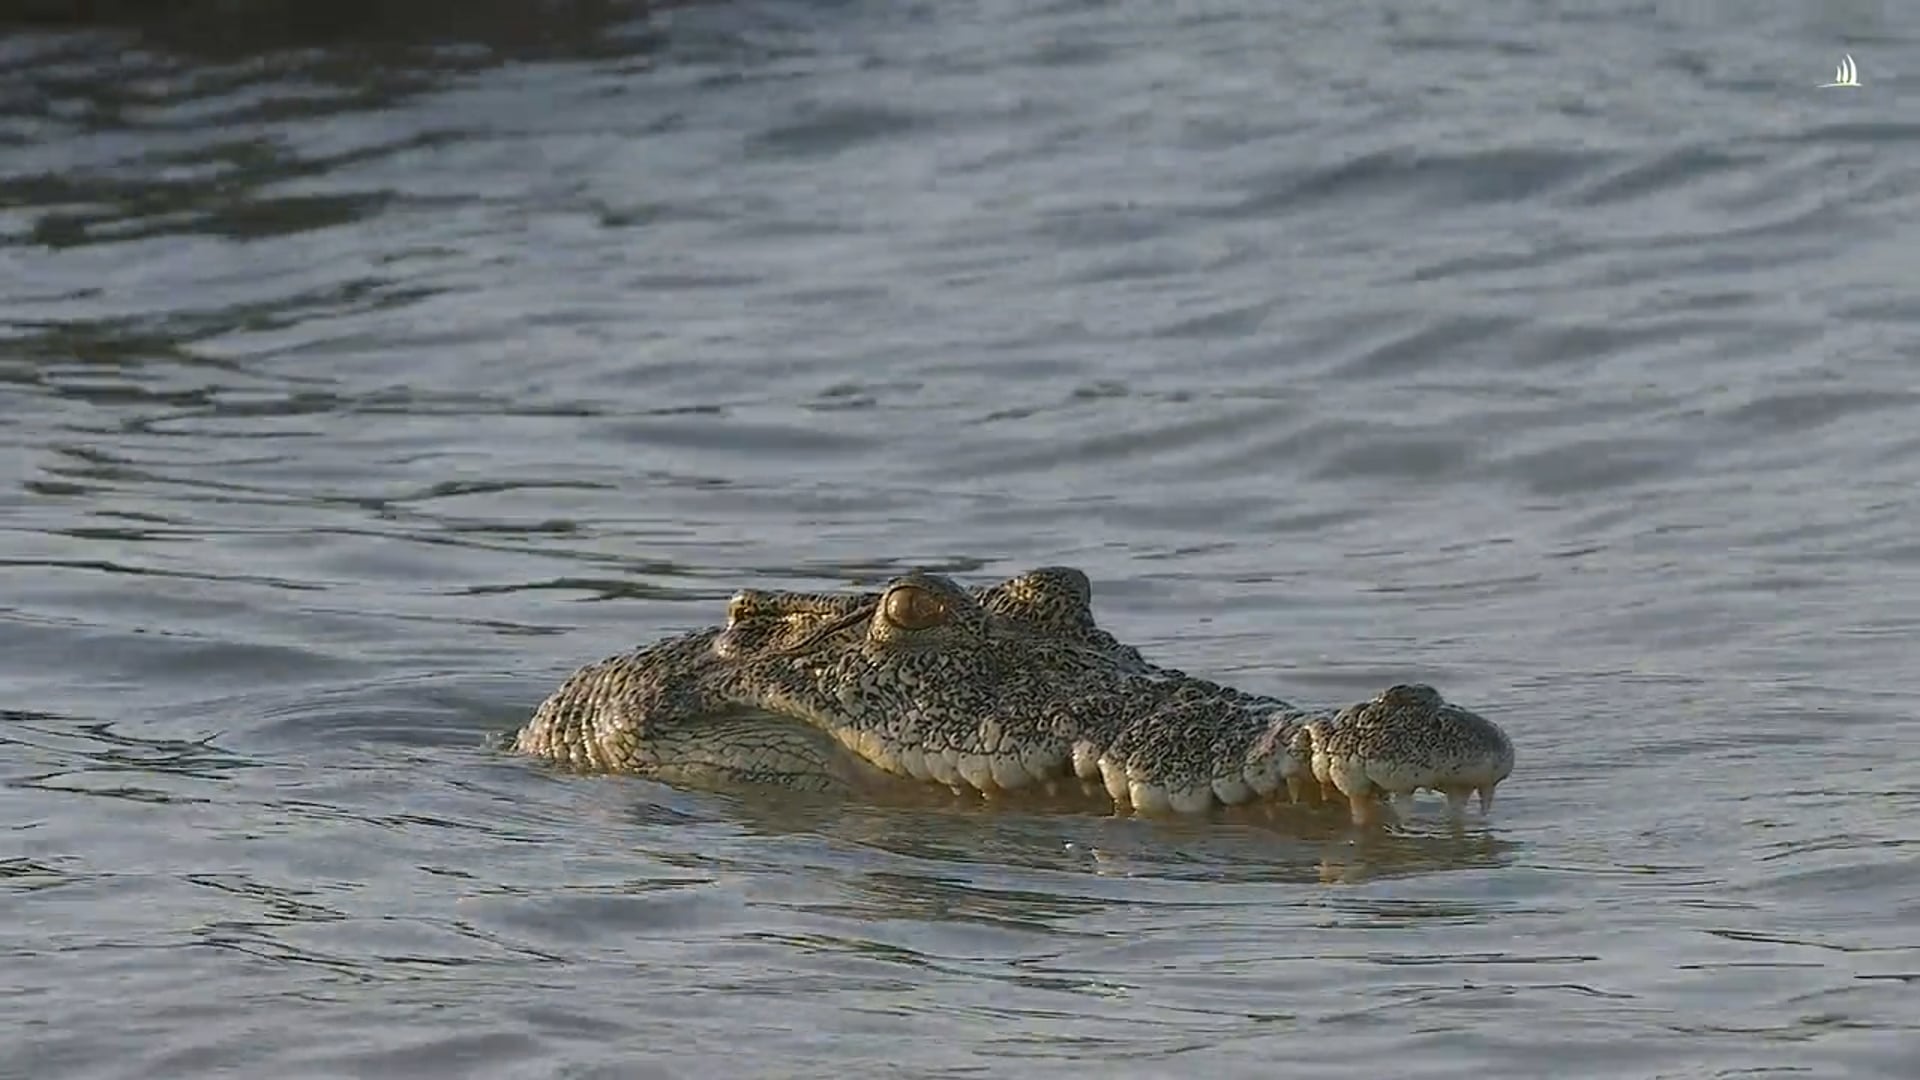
[{"left": 4, "top": 0, "right": 1918, "bottom": 1075}]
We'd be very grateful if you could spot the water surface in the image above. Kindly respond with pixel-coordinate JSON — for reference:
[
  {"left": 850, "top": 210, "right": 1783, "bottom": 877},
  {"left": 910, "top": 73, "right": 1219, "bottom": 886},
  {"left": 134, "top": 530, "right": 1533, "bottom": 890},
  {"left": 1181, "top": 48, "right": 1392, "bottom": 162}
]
[{"left": 4, "top": 1, "right": 1919, "bottom": 1076}]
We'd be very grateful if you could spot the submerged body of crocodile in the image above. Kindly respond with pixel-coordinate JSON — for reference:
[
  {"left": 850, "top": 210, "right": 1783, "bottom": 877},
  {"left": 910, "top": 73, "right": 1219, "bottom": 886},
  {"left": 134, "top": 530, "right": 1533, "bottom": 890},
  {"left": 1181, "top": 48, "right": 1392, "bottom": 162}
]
[{"left": 515, "top": 566, "right": 1513, "bottom": 824}]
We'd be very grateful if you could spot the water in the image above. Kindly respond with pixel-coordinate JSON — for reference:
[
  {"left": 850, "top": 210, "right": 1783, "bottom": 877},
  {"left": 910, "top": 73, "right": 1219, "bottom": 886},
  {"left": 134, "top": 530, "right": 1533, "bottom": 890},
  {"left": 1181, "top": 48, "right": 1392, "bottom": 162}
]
[{"left": 4, "top": 0, "right": 1919, "bottom": 1075}]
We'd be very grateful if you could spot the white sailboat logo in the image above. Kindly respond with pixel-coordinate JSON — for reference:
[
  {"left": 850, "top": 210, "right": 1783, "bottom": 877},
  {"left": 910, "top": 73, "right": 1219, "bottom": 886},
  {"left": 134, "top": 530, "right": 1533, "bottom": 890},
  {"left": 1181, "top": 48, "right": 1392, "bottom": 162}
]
[{"left": 1819, "top": 53, "right": 1861, "bottom": 88}]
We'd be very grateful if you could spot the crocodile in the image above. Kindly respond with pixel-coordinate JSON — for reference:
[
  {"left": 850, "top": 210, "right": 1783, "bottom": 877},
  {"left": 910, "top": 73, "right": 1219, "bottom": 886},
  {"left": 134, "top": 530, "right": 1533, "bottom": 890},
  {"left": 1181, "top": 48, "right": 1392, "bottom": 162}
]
[{"left": 514, "top": 565, "right": 1513, "bottom": 825}]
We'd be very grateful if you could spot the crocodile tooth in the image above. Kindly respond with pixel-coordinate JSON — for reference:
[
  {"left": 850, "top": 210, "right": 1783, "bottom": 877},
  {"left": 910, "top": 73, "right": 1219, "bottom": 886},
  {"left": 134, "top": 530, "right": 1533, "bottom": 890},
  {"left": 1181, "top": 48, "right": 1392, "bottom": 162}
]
[
  {"left": 924, "top": 750, "right": 961, "bottom": 786},
  {"left": 955, "top": 752, "right": 996, "bottom": 791},
  {"left": 989, "top": 753, "right": 1028, "bottom": 791},
  {"left": 858, "top": 731, "right": 897, "bottom": 773},
  {"left": 1128, "top": 781, "right": 1172, "bottom": 815},
  {"left": 1019, "top": 744, "right": 1060, "bottom": 785},
  {"left": 1167, "top": 784, "right": 1214, "bottom": 815},
  {"left": 1070, "top": 741, "right": 1103, "bottom": 780},
  {"left": 1211, "top": 775, "right": 1253, "bottom": 805}
]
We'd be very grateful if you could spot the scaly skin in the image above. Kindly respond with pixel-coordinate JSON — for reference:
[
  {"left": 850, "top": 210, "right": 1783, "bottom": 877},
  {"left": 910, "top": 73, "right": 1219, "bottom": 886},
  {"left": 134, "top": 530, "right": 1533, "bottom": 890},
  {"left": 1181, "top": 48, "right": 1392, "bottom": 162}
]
[{"left": 515, "top": 566, "right": 1514, "bottom": 824}]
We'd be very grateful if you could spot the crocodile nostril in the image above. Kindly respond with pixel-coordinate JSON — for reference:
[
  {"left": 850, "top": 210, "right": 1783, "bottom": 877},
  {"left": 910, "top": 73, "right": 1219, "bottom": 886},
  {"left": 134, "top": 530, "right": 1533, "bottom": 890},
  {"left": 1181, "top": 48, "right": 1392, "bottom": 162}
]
[{"left": 726, "top": 590, "right": 764, "bottom": 625}]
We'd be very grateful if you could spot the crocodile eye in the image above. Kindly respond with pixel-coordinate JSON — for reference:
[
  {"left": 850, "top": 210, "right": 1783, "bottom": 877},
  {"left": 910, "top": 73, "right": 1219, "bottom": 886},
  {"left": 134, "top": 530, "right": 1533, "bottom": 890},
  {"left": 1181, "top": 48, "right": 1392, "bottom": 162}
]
[{"left": 882, "top": 584, "right": 949, "bottom": 630}]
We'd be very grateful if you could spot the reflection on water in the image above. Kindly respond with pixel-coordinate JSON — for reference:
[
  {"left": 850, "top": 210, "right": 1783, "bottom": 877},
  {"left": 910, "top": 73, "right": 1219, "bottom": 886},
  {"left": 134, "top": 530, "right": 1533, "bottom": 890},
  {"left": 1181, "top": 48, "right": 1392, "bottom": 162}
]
[
  {"left": 2, "top": 707, "right": 261, "bottom": 804},
  {"left": 5, "top": 0, "right": 1920, "bottom": 1076},
  {"left": 5, "top": 0, "right": 668, "bottom": 57}
]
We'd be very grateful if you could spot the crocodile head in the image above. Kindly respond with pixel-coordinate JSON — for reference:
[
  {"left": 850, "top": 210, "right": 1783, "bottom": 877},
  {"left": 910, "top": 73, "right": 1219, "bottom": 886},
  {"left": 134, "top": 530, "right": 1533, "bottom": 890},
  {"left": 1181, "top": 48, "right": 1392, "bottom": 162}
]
[{"left": 515, "top": 565, "right": 1513, "bottom": 823}]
